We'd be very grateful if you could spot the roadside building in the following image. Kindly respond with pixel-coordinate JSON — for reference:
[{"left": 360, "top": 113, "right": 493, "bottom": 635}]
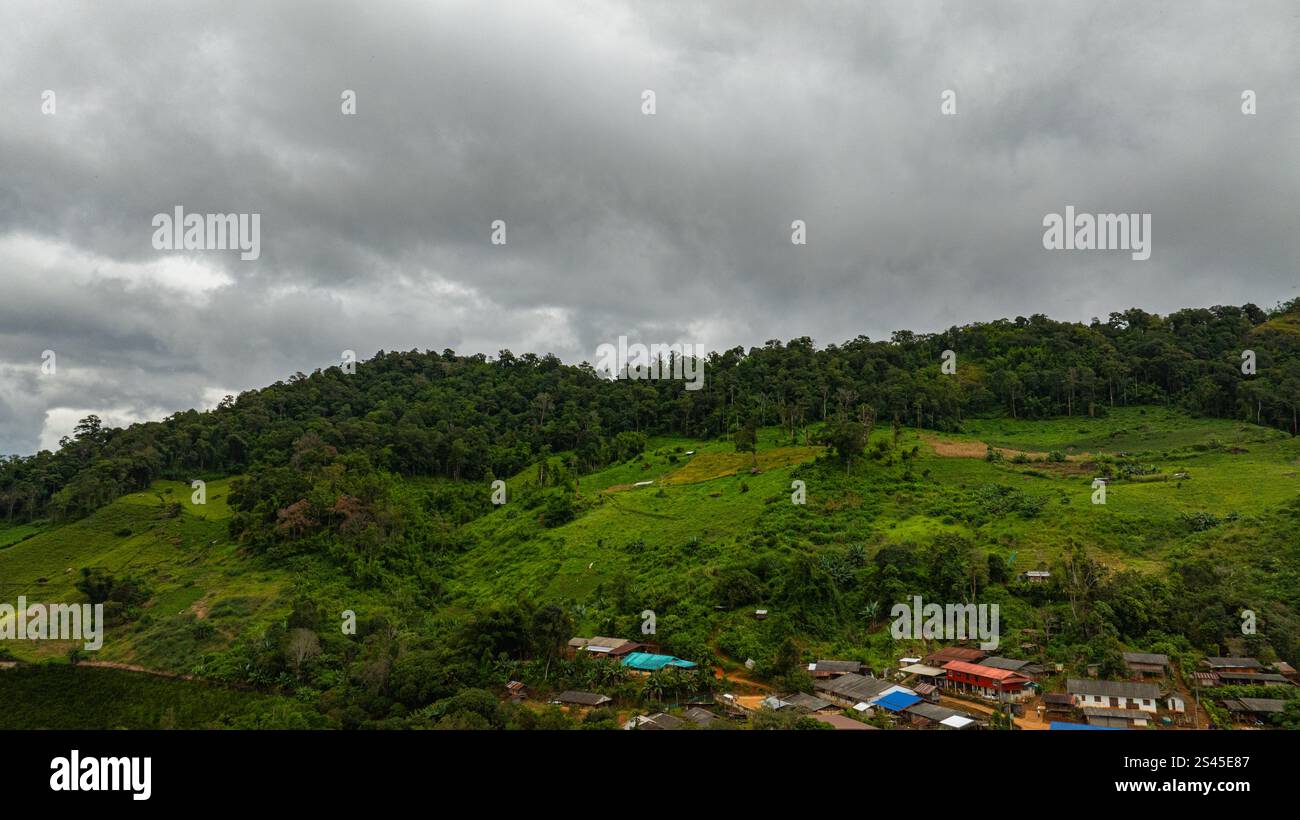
[
  {"left": 1041, "top": 693, "right": 1075, "bottom": 716},
  {"left": 904, "top": 701, "right": 979, "bottom": 730},
  {"left": 942, "top": 660, "right": 1032, "bottom": 701},
  {"left": 1066, "top": 678, "right": 1160, "bottom": 713},
  {"left": 1083, "top": 706, "right": 1151, "bottom": 728}
]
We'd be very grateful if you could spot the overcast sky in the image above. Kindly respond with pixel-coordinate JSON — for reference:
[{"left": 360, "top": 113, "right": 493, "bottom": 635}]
[{"left": 1, "top": 0, "right": 1298, "bottom": 455}]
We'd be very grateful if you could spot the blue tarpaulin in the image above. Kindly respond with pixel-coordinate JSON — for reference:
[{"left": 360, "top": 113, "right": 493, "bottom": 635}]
[
  {"left": 875, "top": 691, "right": 922, "bottom": 712},
  {"left": 621, "top": 652, "right": 698, "bottom": 671}
]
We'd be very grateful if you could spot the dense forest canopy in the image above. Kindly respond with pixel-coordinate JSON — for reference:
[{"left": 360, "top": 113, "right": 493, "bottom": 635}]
[{"left": 5, "top": 300, "right": 1300, "bottom": 523}]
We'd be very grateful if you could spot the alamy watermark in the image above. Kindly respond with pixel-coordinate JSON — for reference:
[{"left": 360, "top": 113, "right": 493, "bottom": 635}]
[
  {"left": 1043, "top": 206, "right": 1151, "bottom": 261},
  {"left": 594, "top": 337, "right": 705, "bottom": 391},
  {"left": 890, "top": 595, "right": 1000, "bottom": 650},
  {"left": 151, "top": 206, "right": 261, "bottom": 260},
  {"left": 0, "top": 597, "right": 103, "bottom": 650}
]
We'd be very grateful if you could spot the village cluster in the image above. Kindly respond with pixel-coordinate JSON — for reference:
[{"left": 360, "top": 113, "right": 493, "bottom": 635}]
[{"left": 507, "top": 633, "right": 1299, "bottom": 731}]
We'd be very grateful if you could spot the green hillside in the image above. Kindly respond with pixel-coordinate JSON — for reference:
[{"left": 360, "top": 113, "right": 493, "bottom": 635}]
[{"left": 3, "top": 404, "right": 1298, "bottom": 728}]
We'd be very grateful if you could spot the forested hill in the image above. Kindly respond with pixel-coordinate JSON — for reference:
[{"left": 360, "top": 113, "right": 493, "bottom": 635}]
[{"left": 5, "top": 300, "right": 1300, "bottom": 523}]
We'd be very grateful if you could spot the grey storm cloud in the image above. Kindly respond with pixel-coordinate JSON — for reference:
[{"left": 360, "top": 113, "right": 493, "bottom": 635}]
[{"left": 1, "top": 0, "right": 1298, "bottom": 454}]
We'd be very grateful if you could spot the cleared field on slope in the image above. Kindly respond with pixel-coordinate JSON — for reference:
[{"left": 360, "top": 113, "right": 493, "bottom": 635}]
[{"left": 0, "top": 478, "right": 289, "bottom": 669}]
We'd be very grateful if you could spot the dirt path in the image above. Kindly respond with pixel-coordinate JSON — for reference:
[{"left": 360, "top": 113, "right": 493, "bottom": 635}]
[
  {"left": 713, "top": 664, "right": 773, "bottom": 693},
  {"left": 939, "top": 693, "right": 1048, "bottom": 730}
]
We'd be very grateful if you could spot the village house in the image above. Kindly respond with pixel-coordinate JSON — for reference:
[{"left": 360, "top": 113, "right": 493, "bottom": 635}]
[
  {"left": 814, "top": 672, "right": 903, "bottom": 709},
  {"left": 1222, "top": 698, "right": 1287, "bottom": 723},
  {"left": 1276, "top": 661, "right": 1298, "bottom": 683},
  {"left": 979, "top": 656, "right": 1044, "bottom": 679},
  {"left": 904, "top": 701, "right": 978, "bottom": 730},
  {"left": 624, "top": 712, "right": 685, "bottom": 730},
  {"left": 554, "top": 691, "right": 612, "bottom": 708},
  {"left": 1200, "top": 657, "right": 1263, "bottom": 675},
  {"left": 1020, "top": 570, "right": 1051, "bottom": 584},
  {"left": 782, "top": 692, "right": 837, "bottom": 714},
  {"left": 922, "top": 646, "right": 986, "bottom": 667},
  {"left": 1122, "top": 652, "right": 1169, "bottom": 677},
  {"left": 1082, "top": 706, "right": 1150, "bottom": 728},
  {"left": 566, "top": 636, "right": 635, "bottom": 658},
  {"left": 1066, "top": 678, "right": 1160, "bottom": 713},
  {"left": 941, "top": 660, "right": 1032, "bottom": 702},
  {"left": 682, "top": 707, "right": 718, "bottom": 727},
  {"left": 1041, "top": 692, "right": 1075, "bottom": 717},
  {"left": 505, "top": 680, "right": 527, "bottom": 702},
  {"left": 897, "top": 662, "right": 946, "bottom": 700},
  {"left": 807, "top": 659, "right": 866, "bottom": 679},
  {"left": 1215, "top": 671, "right": 1293, "bottom": 686},
  {"left": 912, "top": 682, "right": 940, "bottom": 703}
]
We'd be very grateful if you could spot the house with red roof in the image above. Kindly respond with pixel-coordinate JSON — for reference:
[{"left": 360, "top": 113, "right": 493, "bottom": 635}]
[{"left": 941, "top": 660, "right": 1032, "bottom": 702}]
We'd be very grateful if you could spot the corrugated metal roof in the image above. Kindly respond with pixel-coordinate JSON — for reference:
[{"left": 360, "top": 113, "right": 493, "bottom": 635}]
[
  {"left": 1237, "top": 698, "right": 1287, "bottom": 713},
  {"left": 784, "top": 692, "right": 834, "bottom": 712},
  {"left": 923, "top": 647, "right": 986, "bottom": 664},
  {"left": 898, "top": 663, "right": 946, "bottom": 677},
  {"left": 1122, "top": 652, "right": 1169, "bottom": 666},
  {"left": 813, "top": 660, "right": 863, "bottom": 673},
  {"left": 556, "top": 690, "right": 611, "bottom": 706},
  {"left": 814, "top": 672, "right": 890, "bottom": 701},
  {"left": 876, "top": 691, "right": 923, "bottom": 712},
  {"left": 905, "top": 702, "right": 965, "bottom": 722},
  {"left": 943, "top": 660, "right": 1030, "bottom": 682},
  {"left": 979, "top": 656, "right": 1031, "bottom": 671},
  {"left": 1202, "top": 657, "right": 1263, "bottom": 669},
  {"left": 1066, "top": 678, "right": 1160, "bottom": 700}
]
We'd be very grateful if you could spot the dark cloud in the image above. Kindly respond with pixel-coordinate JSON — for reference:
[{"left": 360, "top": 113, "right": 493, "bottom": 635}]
[{"left": 1, "top": 0, "right": 1297, "bottom": 454}]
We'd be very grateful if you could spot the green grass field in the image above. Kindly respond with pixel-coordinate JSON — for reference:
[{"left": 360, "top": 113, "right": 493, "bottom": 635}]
[{"left": 2, "top": 405, "right": 1297, "bottom": 712}]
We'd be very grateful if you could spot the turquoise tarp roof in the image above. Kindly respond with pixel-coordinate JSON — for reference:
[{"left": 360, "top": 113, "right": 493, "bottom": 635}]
[{"left": 621, "top": 652, "right": 698, "bottom": 671}]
